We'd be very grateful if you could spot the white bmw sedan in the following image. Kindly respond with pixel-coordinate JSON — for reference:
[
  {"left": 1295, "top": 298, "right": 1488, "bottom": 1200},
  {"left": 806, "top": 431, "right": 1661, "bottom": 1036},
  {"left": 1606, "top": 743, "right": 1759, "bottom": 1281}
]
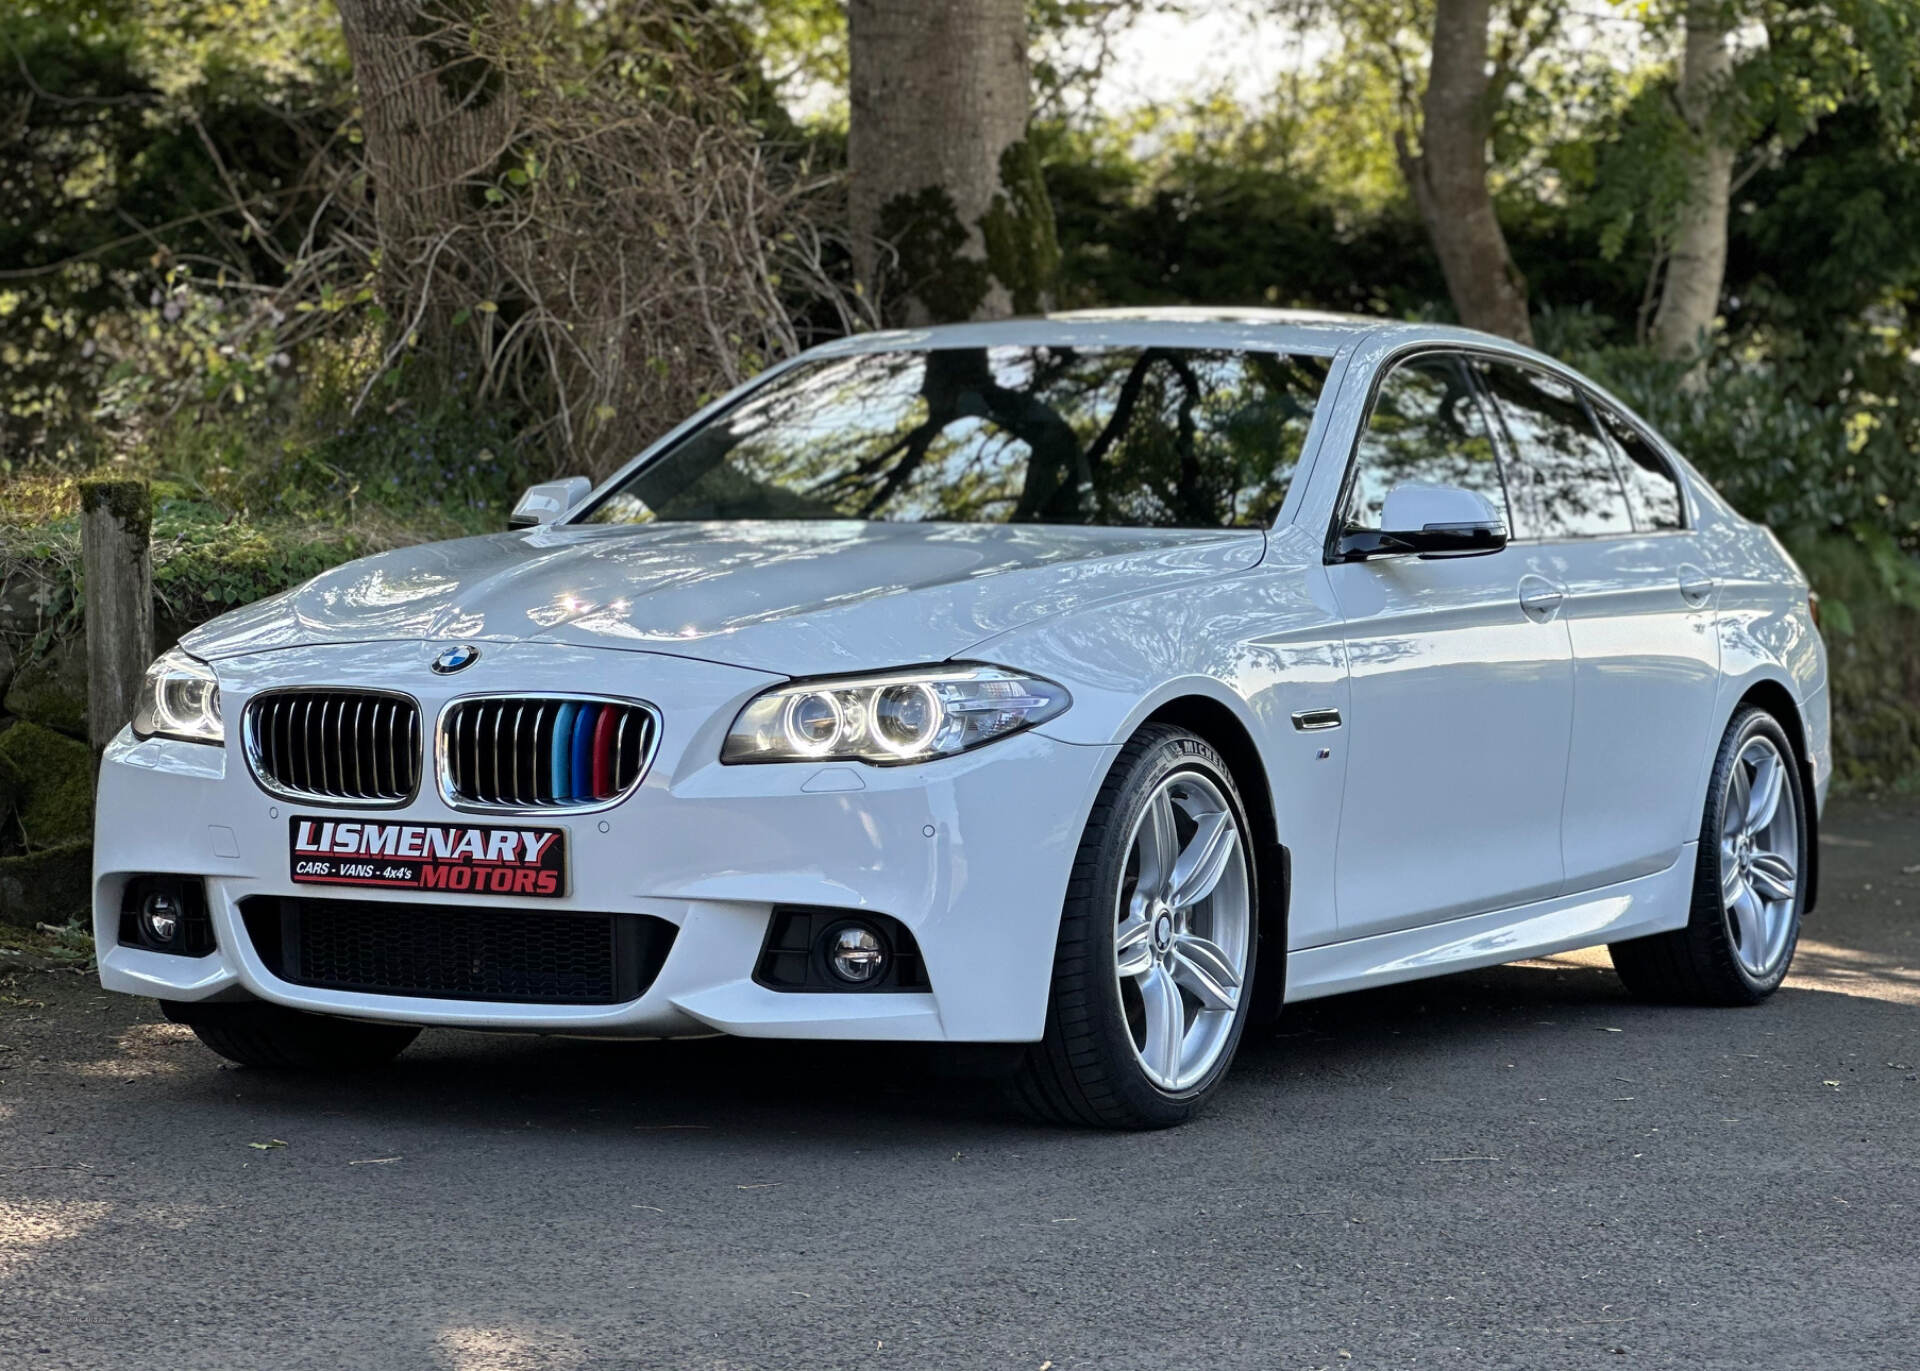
[{"left": 95, "top": 309, "right": 1828, "bottom": 1127}]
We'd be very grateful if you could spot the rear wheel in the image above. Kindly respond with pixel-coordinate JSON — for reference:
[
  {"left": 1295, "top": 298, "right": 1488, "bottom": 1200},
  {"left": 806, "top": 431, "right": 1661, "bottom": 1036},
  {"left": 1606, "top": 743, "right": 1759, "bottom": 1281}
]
[
  {"left": 1010, "top": 725, "right": 1257, "bottom": 1129},
  {"left": 163, "top": 1001, "right": 420, "bottom": 1071},
  {"left": 1609, "top": 706, "right": 1807, "bottom": 1005}
]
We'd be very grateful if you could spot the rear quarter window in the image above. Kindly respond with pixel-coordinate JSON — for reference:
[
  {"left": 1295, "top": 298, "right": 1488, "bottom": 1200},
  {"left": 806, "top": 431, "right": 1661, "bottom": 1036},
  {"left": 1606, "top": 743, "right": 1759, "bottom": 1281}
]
[{"left": 1592, "top": 402, "right": 1687, "bottom": 531}]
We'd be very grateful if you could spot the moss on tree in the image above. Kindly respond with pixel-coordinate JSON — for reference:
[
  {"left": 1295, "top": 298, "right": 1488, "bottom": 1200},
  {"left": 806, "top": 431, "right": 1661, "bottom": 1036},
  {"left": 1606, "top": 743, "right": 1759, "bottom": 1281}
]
[
  {"left": 877, "top": 141, "right": 1060, "bottom": 325},
  {"left": 980, "top": 139, "right": 1061, "bottom": 316},
  {"left": 878, "top": 185, "right": 994, "bottom": 324},
  {"left": 78, "top": 477, "right": 151, "bottom": 545}
]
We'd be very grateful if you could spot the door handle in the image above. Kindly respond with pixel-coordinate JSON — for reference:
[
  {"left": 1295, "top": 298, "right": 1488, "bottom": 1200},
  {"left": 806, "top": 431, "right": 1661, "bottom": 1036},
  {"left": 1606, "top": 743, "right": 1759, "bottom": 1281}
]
[
  {"left": 1678, "top": 564, "right": 1716, "bottom": 607},
  {"left": 1517, "top": 574, "right": 1566, "bottom": 623}
]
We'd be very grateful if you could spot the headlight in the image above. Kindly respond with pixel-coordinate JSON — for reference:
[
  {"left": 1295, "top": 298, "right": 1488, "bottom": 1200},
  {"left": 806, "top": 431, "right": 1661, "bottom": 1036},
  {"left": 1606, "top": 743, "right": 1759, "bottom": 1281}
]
[
  {"left": 131, "top": 647, "right": 224, "bottom": 745},
  {"left": 722, "top": 664, "right": 1070, "bottom": 765}
]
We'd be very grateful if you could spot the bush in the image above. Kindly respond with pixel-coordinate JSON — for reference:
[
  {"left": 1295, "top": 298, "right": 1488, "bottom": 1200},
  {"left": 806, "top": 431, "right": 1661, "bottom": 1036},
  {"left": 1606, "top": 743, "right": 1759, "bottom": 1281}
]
[
  {"left": 1787, "top": 531, "right": 1920, "bottom": 792},
  {"left": 1539, "top": 312, "right": 1920, "bottom": 555}
]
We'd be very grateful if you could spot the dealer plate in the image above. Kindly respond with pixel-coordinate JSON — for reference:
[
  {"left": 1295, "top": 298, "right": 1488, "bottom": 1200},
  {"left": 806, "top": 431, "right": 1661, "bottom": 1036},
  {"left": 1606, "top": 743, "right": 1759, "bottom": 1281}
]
[{"left": 289, "top": 817, "right": 567, "bottom": 898}]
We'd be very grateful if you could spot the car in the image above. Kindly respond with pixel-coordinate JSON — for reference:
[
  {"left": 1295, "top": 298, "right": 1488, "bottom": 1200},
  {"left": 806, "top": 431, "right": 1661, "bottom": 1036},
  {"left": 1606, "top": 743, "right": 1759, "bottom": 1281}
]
[{"left": 94, "top": 308, "right": 1829, "bottom": 1128}]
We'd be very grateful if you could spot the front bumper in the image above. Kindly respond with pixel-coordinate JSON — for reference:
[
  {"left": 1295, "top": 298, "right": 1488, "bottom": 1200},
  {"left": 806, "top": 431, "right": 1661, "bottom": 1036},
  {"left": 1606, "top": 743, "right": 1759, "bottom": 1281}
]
[{"left": 94, "top": 641, "right": 1114, "bottom": 1042}]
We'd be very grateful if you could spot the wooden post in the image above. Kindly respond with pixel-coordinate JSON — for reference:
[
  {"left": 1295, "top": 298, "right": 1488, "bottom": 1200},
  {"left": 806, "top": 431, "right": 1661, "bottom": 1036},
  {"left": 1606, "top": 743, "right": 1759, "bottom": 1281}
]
[{"left": 80, "top": 478, "right": 153, "bottom": 753}]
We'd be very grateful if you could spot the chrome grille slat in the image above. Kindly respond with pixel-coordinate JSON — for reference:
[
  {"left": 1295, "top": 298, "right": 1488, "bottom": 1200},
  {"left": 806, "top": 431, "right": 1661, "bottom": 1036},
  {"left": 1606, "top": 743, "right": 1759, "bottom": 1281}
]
[
  {"left": 317, "top": 698, "right": 330, "bottom": 794},
  {"left": 487, "top": 701, "right": 503, "bottom": 805},
  {"left": 441, "top": 695, "right": 657, "bottom": 812},
  {"left": 510, "top": 704, "right": 526, "bottom": 806},
  {"left": 300, "top": 697, "right": 317, "bottom": 796},
  {"left": 244, "top": 690, "right": 420, "bottom": 806}
]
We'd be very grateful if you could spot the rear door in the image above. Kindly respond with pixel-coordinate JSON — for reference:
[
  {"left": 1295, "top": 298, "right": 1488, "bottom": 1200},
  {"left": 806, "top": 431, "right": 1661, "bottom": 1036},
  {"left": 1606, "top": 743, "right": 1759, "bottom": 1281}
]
[
  {"left": 1324, "top": 352, "right": 1575, "bottom": 938},
  {"left": 1473, "top": 361, "right": 1721, "bottom": 890}
]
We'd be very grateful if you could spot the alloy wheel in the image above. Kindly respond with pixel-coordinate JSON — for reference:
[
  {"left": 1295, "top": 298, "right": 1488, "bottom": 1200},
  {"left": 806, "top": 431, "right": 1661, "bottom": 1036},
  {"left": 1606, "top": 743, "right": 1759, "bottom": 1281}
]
[
  {"left": 1720, "top": 735, "right": 1800, "bottom": 979},
  {"left": 1113, "top": 770, "right": 1251, "bottom": 1091}
]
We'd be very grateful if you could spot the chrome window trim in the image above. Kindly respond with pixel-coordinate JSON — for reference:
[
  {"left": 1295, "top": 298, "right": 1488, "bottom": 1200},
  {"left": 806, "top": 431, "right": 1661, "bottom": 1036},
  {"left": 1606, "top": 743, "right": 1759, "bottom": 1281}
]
[
  {"left": 434, "top": 691, "right": 663, "bottom": 817},
  {"left": 241, "top": 686, "right": 423, "bottom": 809}
]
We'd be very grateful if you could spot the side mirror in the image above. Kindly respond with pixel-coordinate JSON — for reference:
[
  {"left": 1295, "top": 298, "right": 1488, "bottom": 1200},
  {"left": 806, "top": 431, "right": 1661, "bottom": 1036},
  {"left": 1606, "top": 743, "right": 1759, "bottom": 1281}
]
[
  {"left": 510, "top": 476, "right": 593, "bottom": 529},
  {"left": 1337, "top": 484, "right": 1507, "bottom": 561}
]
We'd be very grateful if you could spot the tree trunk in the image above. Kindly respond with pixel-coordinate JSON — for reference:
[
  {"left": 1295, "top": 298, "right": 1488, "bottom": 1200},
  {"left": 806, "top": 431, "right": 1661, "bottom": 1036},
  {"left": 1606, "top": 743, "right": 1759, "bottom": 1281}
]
[
  {"left": 1649, "top": 3, "right": 1735, "bottom": 366},
  {"left": 331, "top": 0, "right": 516, "bottom": 292},
  {"left": 1398, "top": 0, "right": 1534, "bottom": 345},
  {"left": 847, "top": 0, "right": 1058, "bottom": 325}
]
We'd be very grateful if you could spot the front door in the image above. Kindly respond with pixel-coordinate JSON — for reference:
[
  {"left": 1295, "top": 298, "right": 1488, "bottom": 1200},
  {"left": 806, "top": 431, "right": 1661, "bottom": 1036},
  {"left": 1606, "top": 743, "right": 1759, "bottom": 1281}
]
[{"left": 1324, "top": 353, "right": 1575, "bottom": 939}]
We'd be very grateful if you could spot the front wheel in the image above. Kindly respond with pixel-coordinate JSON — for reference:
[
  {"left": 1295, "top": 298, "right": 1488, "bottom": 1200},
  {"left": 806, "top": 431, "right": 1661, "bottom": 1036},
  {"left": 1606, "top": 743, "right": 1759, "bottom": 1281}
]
[
  {"left": 1609, "top": 706, "right": 1808, "bottom": 1005},
  {"left": 1010, "top": 725, "right": 1257, "bottom": 1129}
]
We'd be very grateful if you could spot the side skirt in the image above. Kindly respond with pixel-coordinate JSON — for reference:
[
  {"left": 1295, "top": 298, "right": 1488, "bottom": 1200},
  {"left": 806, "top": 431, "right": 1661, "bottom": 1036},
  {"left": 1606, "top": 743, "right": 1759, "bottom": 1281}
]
[{"left": 1283, "top": 845, "right": 1696, "bottom": 1003}]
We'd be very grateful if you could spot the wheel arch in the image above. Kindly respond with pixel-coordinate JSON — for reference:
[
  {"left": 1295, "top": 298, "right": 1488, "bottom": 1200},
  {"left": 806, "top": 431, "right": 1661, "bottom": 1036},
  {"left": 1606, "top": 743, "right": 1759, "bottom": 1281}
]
[
  {"left": 1140, "top": 694, "right": 1290, "bottom": 1022},
  {"left": 1728, "top": 675, "right": 1820, "bottom": 914}
]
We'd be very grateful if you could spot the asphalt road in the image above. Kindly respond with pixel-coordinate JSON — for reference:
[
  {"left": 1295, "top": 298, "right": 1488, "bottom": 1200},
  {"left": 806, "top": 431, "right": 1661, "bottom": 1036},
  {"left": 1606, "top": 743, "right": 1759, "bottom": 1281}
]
[{"left": 3, "top": 799, "right": 1917, "bottom": 1371}]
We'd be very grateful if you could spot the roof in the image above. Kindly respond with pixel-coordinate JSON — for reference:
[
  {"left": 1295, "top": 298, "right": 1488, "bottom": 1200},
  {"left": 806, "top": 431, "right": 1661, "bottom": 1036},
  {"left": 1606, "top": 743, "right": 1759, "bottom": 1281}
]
[{"left": 802, "top": 306, "right": 1540, "bottom": 362}]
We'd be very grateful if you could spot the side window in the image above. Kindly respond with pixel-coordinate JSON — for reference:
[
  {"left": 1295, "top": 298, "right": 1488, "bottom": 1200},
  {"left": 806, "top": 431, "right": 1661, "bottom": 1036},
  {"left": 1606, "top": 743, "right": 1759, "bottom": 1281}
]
[
  {"left": 1592, "top": 401, "right": 1686, "bottom": 531},
  {"left": 1343, "top": 355, "right": 1509, "bottom": 532},
  {"left": 1474, "top": 361, "right": 1632, "bottom": 540}
]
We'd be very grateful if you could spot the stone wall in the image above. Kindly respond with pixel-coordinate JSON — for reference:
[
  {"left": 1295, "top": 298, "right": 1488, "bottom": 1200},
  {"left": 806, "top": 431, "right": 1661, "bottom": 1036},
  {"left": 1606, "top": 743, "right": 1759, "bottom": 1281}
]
[{"left": 0, "top": 563, "right": 94, "bottom": 928}]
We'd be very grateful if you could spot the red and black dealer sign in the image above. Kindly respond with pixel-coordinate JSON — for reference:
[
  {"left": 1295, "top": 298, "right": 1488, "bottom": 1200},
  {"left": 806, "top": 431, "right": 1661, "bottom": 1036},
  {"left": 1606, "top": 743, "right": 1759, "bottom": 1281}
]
[{"left": 289, "top": 817, "right": 567, "bottom": 898}]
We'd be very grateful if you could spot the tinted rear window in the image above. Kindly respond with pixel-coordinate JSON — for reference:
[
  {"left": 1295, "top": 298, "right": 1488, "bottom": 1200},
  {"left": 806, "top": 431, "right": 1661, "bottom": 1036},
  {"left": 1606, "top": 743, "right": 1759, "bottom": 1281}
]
[
  {"left": 582, "top": 346, "right": 1330, "bottom": 529},
  {"left": 1593, "top": 402, "right": 1687, "bottom": 531},
  {"left": 1475, "top": 361, "right": 1633, "bottom": 540}
]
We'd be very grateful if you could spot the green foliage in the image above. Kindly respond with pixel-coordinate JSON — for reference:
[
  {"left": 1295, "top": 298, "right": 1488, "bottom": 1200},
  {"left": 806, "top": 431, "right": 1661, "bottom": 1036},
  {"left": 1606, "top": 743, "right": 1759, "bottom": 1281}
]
[
  {"left": 1042, "top": 111, "right": 1448, "bottom": 315},
  {"left": 1785, "top": 532, "right": 1920, "bottom": 791},
  {"left": 0, "top": 0, "right": 348, "bottom": 468},
  {"left": 1563, "top": 0, "right": 1920, "bottom": 347},
  {"left": 246, "top": 402, "right": 529, "bottom": 532},
  {"left": 147, "top": 497, "right": 373, "bottom": 633},
  {"left": 1549, "top": 329, "right": 1920, "bottom": 553}
]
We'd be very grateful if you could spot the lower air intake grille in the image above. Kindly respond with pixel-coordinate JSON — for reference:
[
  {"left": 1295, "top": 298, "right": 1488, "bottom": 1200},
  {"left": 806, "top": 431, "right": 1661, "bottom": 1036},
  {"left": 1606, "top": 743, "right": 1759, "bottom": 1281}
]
[
  {"left": 239, "top": 897, "right": 675, "bottom": 1005},
  {"left": 441, "top": 696, "right": 658, "bottom": 810}
]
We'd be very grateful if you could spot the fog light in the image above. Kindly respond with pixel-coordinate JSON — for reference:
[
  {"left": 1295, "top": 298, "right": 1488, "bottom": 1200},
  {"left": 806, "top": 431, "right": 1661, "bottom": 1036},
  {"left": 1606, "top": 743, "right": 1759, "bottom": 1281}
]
[
  {"left": 140, "top": 891, "right": 182, "bottom": 945},
  {"left": 826, "top": 925, "right": 887, "bottom": 984}
]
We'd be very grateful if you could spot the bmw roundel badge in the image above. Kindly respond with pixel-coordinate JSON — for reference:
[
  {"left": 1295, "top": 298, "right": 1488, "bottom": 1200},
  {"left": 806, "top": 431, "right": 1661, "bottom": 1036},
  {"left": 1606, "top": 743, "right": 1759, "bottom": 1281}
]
[{"left": 431, "top": 643, "right": 481, "bottom": 674}]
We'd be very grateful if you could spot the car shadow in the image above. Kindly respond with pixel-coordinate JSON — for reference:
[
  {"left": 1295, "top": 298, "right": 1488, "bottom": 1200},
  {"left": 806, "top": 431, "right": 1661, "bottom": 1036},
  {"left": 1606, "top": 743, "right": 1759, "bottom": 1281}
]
[{"left": 102, "top": 941, "right": 1914, "bottom": 1146}]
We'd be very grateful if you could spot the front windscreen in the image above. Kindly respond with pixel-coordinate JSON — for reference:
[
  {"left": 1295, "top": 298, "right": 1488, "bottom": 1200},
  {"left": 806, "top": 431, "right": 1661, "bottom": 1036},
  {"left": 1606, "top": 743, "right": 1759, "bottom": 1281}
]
[{"left": 581, "top": 344, "right": 1330, "bottom": 529}]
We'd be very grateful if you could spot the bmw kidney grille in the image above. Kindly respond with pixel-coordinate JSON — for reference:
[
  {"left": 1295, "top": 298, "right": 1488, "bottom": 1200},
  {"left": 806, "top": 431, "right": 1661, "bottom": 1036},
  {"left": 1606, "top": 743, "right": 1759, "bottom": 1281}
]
[{"left": 439, "top": 696, "right": 658, "bottom": 811}]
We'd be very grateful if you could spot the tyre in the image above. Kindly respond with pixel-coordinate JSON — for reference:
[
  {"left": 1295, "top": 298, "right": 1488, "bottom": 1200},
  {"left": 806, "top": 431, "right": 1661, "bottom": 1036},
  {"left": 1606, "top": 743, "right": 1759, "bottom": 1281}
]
[
  {"left": 162, "top": 1000, "right": 420, "bottom": 1071},
  {"left": 1010, "top": 725, "right": 1258, "bottom": 1128},
  {"left": 1609, "top": 706, "right": 1808, "bottom": 1006}
]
